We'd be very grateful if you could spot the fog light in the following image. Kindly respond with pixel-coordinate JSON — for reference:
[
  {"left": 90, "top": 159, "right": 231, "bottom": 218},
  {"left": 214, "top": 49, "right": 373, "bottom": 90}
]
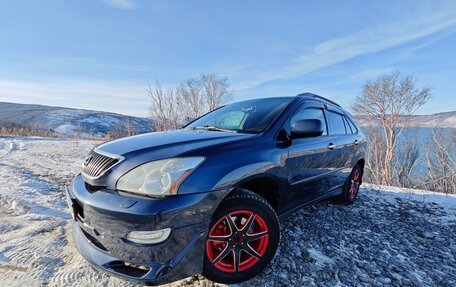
[{"left": 127, "top": 228, "right": 171, "bottom": 244}]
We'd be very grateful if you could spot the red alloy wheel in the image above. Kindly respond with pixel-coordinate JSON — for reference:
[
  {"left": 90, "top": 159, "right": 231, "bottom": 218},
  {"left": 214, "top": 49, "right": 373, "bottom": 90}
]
[
  {"left": 205, "top": 210, "right": 269, "bottom": 273},
  {"left": 349, "top": 169, "right": 361, "bottom": 200}
]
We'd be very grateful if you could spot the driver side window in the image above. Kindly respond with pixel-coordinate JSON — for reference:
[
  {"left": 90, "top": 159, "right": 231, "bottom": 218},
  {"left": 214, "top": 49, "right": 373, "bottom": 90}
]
[{"left": 290, "top": 107, "right": 328, "bottom": 135}]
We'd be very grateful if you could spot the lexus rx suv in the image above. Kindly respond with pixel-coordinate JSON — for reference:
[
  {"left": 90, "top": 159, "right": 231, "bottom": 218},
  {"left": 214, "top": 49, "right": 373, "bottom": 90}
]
[{"left": 66, "top": 93, "right": 366, "bottom": 285}]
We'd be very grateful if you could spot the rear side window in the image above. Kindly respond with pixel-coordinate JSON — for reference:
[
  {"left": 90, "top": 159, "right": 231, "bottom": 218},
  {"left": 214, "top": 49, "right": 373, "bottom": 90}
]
[
  {"left": 290, "top": 108, "right": 328, "bottom": 135},
  {"left": 327, "top": 111, "right": 346, "bottom": 135},
  {"left": 343, "top": 117, "right": 353, "bottom": 134},
  {"left": 345, "top": 117, "right": 358, "bottom": 134}
]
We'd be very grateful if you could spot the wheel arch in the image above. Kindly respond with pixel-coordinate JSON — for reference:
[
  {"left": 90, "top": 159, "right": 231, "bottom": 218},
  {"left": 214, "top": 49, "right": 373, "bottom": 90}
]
[
  {"left": 355, "top": 158, "right": 365, "bottom": 184},
  {"left": 232, "top": 175, "right": 281, "bottom": 212},
  {"left": 356, "top": 158, "right": 365, "bottom": 170},
  {"left": 210, "top": 174, "right": 282, "bottom": 220}
]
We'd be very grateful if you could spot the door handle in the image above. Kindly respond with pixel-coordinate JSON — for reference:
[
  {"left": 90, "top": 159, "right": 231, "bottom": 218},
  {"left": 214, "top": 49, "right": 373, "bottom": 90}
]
[
  {"left": 328, "top": 143, "right": 336, "bottom": 150},
  {"left": 354, "top": 139, "right": 359, "bottom": 145}
]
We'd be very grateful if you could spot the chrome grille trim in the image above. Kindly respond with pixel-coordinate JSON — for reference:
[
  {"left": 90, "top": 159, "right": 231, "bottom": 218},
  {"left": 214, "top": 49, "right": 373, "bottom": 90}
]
[{"left": 81, "top": 148, "right": 124, "bottom": 179}]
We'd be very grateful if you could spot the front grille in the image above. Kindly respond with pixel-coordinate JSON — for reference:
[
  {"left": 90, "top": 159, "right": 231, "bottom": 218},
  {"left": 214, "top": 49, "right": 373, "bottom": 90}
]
[{"left": 82, "top": 150, "right": 120, "bottom": 178}]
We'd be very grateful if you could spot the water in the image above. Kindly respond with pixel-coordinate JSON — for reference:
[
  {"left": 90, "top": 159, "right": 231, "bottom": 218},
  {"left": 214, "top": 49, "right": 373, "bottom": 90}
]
[{"left": 360, "top": 126, "right": 456, "bottom": 176}]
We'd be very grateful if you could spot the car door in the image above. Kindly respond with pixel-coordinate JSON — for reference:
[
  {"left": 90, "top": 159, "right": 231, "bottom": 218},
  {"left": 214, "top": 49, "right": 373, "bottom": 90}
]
[
  {"left": 325, "top": 108, "right": 356, "bottom": 189},
  {"left": 284, "top": 101, "right": 336, "bottom": 211}
]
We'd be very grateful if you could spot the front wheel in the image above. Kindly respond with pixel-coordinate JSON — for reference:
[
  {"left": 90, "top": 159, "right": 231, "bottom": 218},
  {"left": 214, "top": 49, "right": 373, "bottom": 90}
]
[{"left": 203, "top": 189, "right": 280, "bottom": 284}]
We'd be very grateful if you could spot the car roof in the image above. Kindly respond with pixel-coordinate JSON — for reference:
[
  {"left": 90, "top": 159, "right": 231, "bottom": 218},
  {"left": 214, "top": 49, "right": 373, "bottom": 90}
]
[
  {"left": 228, "top": 93, "right": 342, "bottom": 111},
  {"left": 295, "top": 92, "right": 341, "bottom": 107},
  {"left": 295, "top": 92, "right": 356, "bottom": 120}
]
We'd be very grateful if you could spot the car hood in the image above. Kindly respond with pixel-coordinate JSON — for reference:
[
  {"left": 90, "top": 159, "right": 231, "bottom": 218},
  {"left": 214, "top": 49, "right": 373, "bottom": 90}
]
[{"left": 96, "top": 129, "right": 255, "bottom": 158}]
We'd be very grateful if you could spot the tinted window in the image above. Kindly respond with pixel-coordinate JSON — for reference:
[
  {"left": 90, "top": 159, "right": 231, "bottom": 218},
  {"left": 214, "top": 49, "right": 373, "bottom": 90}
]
[
  {"left": 327, "top": 111, "right": 346, "bottom": 135},
  {"left": 290, "top": 108, "right": 327, "bottom": 135},
  {"left": 343, "top": 116, "right": 353, "bottom": 134},
  {"left": 186, "top": 97, "right": 292, "bottom": 133},
  {"left": 346, "top": 117, "right": 358, "bottom": 134}
]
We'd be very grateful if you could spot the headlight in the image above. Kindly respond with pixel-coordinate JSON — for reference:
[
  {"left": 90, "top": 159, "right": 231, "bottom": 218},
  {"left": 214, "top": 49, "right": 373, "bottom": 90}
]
[{"left": 116, "top": 157, "right": 205, "bottom": 196}]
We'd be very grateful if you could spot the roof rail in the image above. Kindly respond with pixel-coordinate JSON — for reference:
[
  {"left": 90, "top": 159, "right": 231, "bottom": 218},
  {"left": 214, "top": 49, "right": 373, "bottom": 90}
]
[{"left": 296, "top": 93, "right": 341, "bottom": 107}]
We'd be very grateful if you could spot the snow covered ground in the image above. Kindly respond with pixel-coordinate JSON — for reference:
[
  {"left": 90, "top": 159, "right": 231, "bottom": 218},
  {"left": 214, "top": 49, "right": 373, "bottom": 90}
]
[{"left": 0, "top": 137, "right": 455, "bottom": 287}]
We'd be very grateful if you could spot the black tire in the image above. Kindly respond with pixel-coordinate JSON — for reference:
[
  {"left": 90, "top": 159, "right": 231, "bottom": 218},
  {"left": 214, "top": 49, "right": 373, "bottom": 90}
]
[
  {"left": 202, "top": 189, "right": 280, "bottom": 284},
  {"left": 334, "top": 164, "right": 363, "bottom": 204}
]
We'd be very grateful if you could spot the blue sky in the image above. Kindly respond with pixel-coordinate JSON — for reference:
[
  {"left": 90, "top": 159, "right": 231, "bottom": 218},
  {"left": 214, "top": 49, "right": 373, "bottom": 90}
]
[{"left": 0, "top": 0, "right": 455, "bottom": 117}]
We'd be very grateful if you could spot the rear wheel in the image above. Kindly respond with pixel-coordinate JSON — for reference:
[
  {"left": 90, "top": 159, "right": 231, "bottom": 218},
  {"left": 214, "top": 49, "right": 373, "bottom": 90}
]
[
  {"left": 203, "top": 189, "right": 280, "bottom": 284},
  {"left": 335, "top": 164, "right": 363, "bottom": 204}
]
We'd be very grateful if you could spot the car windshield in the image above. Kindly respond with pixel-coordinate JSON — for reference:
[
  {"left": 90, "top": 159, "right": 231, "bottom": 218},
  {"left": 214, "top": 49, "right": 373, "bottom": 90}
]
[{"left": 184, "top": 97, "right": 292, "bottom": 133}]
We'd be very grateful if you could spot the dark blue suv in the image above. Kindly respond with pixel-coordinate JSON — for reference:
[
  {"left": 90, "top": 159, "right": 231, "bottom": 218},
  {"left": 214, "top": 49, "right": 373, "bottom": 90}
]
[{"left": 66, "top": 93, "right": 366, "bottom": 285}]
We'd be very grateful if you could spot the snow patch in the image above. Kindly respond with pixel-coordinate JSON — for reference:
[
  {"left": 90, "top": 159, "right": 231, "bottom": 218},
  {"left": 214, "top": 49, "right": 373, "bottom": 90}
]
[
  {"left": 308, "top": 248, "right": 335, "bottom": 267},
  {"left": 54, "top": 125, "right": 77, "bottom": 134},
  {"left": 0, "top": 137, "right": 455, "bottom": 286},
  {"left": 364, "top": 183, "right": 456, "bottom": 212}
]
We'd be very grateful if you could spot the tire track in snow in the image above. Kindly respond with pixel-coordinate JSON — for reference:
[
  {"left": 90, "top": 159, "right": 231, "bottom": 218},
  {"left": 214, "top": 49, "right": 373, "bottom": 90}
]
[{"left": 0, "top": 138, "right": 94, "bottom": 286}]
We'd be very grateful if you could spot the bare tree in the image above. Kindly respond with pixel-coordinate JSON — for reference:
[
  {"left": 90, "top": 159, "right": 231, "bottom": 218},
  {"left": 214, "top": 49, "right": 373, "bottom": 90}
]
[
  {"left": 352, "top": 70, "right": 431, "bottom": 186},
  {"left": 0, "top": 120, "right": 57, "bottom": 138},
  {"left": 106, "top": 117, "right": 138, "bottom": 139},
  {"left": 201, "top": 73, "right": 232, "bottom": 111},
  {"left": 393, "top": 128, "right": 420, "bottom": 188},
  {"left": 124, "top": 117, "right": 136, "bottom": 137},
  {"left": 178, "top": 78, "right": 205, "bottom": 121},
  {"left": 363, "top": 126, "right": 386, "bottom": 184},
  {"left": 148, "top": 81, "right": 181, "bottom": 131},
  {"left": 422, "top": 129, "right": 456, "bottom": 193},
  {"left": 149, "top": 73, "right": 231, "bottom": 131}
]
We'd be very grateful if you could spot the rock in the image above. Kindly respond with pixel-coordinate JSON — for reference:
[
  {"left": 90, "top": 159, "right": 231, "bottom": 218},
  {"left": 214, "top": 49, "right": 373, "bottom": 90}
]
[
  {"left": 301, "top": 249, "right": 313, "bottom": 262},
  {"left": 390, "top": 272, "right": 402, "bottom": 281},
  {"left": 278, "top": 272, "right": 288, "bottom": 280},
  {"left": 358, "top": 274, "right": 370, "bottom": 283},
  {"left": 376, "top": 276, "right": 392, "bottom": 284},
  {"left": 423, "top": 231, "right": 436, "bottom": 239}
]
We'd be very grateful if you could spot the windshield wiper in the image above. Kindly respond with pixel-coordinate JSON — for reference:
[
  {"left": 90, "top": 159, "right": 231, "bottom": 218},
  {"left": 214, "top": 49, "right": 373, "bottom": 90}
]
[{"left": 191, "top": 125, "right": 238, "bottom": 133}]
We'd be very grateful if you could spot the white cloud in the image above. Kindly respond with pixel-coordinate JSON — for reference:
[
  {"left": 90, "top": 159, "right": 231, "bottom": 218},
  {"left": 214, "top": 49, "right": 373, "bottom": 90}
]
[
  {"left": 101, "top": 0, "right": 136, "bottom": 10},
  {"left": 233, "top": 10, "right": 456, "bottom": 91}
]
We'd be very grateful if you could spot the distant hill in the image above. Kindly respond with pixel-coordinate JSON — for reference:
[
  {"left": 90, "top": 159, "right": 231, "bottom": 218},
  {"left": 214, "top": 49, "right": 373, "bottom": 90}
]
[
  {"left": 353, "top": 111, "right": 456, "bottom": 128},
  {"left": 0, "top": 102, "right": 154, "bottom": 137},
  {"left": 0, "top": 102, "right": 453, "bottom": 139}
]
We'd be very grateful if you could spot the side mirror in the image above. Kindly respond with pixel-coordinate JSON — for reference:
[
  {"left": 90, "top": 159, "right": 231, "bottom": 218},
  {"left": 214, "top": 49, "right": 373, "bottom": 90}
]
[{"left": 291, "top": 119, "right": 324, "bottom": 139}]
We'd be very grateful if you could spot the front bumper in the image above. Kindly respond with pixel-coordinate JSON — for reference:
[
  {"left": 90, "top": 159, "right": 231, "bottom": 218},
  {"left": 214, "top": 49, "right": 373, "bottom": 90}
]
[{"left": 66, "top": 174, "right": 227, "bottom": 284}]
